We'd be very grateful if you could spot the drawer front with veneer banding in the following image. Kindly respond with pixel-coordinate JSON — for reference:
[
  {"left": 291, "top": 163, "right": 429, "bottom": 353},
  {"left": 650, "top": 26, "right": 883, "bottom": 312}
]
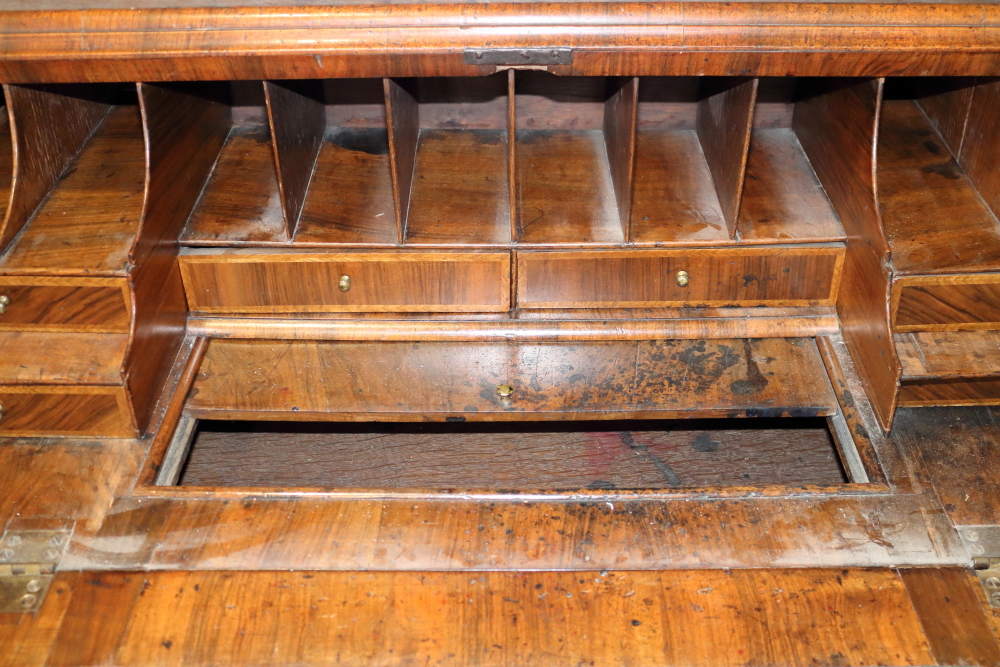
[
  {"left": 892, "top": 276, "right": 1000, "bottom": 331},
  {"left": 516, "top": 247, "right": 845, "bottom": 309},
  {"left": 179, "top": 252, "right": 511, "bottom": 313},
  {"left": 0, "top": 386, "right": 135, "bottom": 437},
  {"left": 0, "top": 278, "right": 131, "bottom": 332}
]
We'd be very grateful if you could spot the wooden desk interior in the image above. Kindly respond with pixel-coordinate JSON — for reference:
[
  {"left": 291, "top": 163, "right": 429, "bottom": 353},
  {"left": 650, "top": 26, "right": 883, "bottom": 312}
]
[{"left": 3, "top": 2, "right": 1000, "bottom": 664}]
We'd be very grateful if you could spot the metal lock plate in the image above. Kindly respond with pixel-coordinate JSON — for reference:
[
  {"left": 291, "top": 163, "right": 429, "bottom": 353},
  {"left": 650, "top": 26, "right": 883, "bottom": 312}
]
[{"left": 463, "top": 48, "right": 572, "bottom": 66}]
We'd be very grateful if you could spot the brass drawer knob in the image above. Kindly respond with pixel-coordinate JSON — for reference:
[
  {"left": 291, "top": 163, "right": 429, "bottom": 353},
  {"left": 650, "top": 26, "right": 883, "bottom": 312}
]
[
  {"left": 0, "top": 295, "right": 9, "bottom": 314},
  {"left": 338, "top": 275, "right": 351, "bottom": 292},
  {"left": 676, "top": 270, "right": 690, "bottom": 287},
  {"left": 496, "top": 384, "right": 513, "bottom": 398}
]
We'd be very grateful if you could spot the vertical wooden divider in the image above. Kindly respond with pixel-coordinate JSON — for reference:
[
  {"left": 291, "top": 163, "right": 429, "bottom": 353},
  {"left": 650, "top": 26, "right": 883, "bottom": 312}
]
[
  {"left": 0, "top": 84, "right": 112, "bottom": 251},
  {"left": 507, "top": 69, "right": 518, "bottom": 243},
  {"left": 695, "top": 77, "right": 758, "bottom": 239},
  {"left": 128, "top": 83, "right": 231, "bottom": 434},
  {"left": 384, "top": 78, "right": 419, "bottom": 245},
  {"left": 793, "top": 77, "right": 899, "bottom": 432},
  {"left": 264, "top": 81, "right": 325, "bottom": 240},
  {"left": 917, "top": 78, "right": 976, "bottom": 158},
  {"left": 603, "top": 77, "right": 639, "bottom": 241},
  {"left": 955, "top": 79, "right": 1000, "bottom": 220}
]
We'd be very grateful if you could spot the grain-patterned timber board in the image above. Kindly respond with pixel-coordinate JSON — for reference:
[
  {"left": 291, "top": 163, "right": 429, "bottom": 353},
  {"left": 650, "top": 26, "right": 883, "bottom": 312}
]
[
  {"left": 896, "top": 331, "right": 1000, "bottom": 379},
  {"left": 0, "top": 386, "right": 135, "bottom": 438},
  {"left": 794, "top": 77, "right": 899, "bottom": 433},
  {"left": 178, "top": 251, "right": 511, "bottom": 313},
  {"left": 62, "top": 493, "right": 964, "bottom": 571},
  {"left": 517, "top": 247, "right": 844, "bottom": 308},
  {"left": 264, "top": 80, "right": 324, "bottom": 239},
  {"left": 892, "top": 274, "right": 1000, "bottom": 331},
  {"left": 0, "top": 277, "right": 130, "bottom": 332},
  {"left": 9, "top": 569, "right": 948, "bottom": 667},
  {"left": 898, "top": 377, "right": 1000, "bottom": 407},
  {"left": 603, "top": 76, "right": 638, "bottom": 240},
  {"left": 0, "top": 84, "right": 111, "bottom": 253},
  {"left": 0, "top": 331, "right": 128, "bottom": 385},
  {"left": 695, "top": 77, "right": 757, "bottom": 238},
  {"left": 184, "top": 338, "right": 839, "bottom": 419},
  {"left": 384, "top": 78, "right": 418, "bottom": 244}
]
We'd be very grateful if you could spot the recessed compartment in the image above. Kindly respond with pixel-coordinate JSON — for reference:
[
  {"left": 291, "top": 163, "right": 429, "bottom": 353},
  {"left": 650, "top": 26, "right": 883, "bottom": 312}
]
[{"left": 167, "top": 418, "right": 851, "bottom": 490}]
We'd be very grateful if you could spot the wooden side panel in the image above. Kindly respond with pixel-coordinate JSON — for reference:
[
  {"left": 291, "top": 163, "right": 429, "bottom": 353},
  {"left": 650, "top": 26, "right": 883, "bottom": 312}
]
[
  {"left": 0, "top": 84, "right": 110, "bottom": 252},
  {"left": 517, "top": 247, "right": 843, "bottom": 308},
  {"left": 128, "top": 83, "right": 230, "bottom": 435},
  {"left": 603, "top": 77, "right": 638, "bottom": 240},
  {"left": 794, "top": 78, "right": 899, "bottom": 432},
  {"left": 0, "top": 278, "right": 129, "bottom": 332},
  {"left": 0, "top": 386, "right": 133, "bottom": 438},
  {"left": 179, "top": 252, "right": 511, "bottom": 313},
  {"left": 894, "top": 276, "right": 1000, "bottom": 330},
  {"left": 0, "top": 102, "right": 11, "bottom": 225},
  {"left": 900, "top": 568, "right": 1000, "bottom": 667},
  {"left": 917, "top": 77, "right": 975, "bottom": 157},
  {"left": 959, "top": 78, "right": 1000, "bottom": 222},
  {"left": 186, "top": 338, "right": 838, "bottom": 420},
  {"left": 384, "top": 78, "right": 418, "bottom": 244},
  {"left": 264, "top": 80, "right": 325, "bottom": 239},
  {"left": 695, "top": 77, "right": 757, "bottom": 238},
  {"left": 507, "top": 69, "right": 517, "bottom": 242}
]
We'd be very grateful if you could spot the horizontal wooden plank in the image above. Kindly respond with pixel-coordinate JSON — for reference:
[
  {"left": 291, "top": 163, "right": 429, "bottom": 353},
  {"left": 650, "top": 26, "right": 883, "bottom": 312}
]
[
  {"left": 0, "top": 386, "right": 134, "bottom": 438},
  {"left": 0, "top": 279, "right": 130, "bottom": 332},
  {"left": 179, "top": 251, "right": 511, "bottom": 313},
  {"left": 898, "top": 377, "right": 1000, "bottom": 407},
  {"left": 517, "top": 247, "right": 844, "bottom": 308},
  {"left": 893, "top": 275, "right": 1000, "bottom": 331},
  {"left": 186, "top": 338, "right": 839, "bottom": 419},
  {"left": 44, "top": 569, "right": 931, "bottom": 667},
  {"left": 63, "top": 492, "right": 964, "bottom": 570},
  {"left": 0, "top": 332, "right": 128, "bottom": 385}
]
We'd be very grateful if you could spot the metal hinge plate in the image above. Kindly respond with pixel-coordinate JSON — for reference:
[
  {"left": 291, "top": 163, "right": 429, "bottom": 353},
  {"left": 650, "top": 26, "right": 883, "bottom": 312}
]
[
  {"left": 975, "top": 558, "right": 1000, "bottom": 609},
  {"left": 0, "top": 530, "right": 70, "bottom": 613},
  {"left": 463, "top": 48, "right": 572, "bottom": 67}
]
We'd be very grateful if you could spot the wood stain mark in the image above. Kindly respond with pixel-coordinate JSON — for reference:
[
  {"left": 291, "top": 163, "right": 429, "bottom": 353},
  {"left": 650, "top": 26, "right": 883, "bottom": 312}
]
[
  {"left": 731, "top": 339, "right": 770, "bottom": 396},
  {"left": 619, "top": 431, "right": 681, "bottom": 486}
]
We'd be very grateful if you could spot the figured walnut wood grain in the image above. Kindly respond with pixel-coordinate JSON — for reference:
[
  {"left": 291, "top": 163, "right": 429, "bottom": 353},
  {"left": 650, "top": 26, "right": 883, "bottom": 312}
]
[
  {"left": 80, "top": 569, "right": 934, "bottom": 667},
  {"left": 893, "top": 275, "right": 1000, "bottom": 330},
  {"left": 0, "top": 332, "right": 128, "bottom": 385},
  {"left": 179, "top": 251, "right": 511, "bottom": 313},
  {"left": 0, "top": 386, "right": 134, "bottom": 438},
  {"left": 696, "top": 77, "right": 757, "bottom": 238},
  {"left": 517, "top": 247, "right": 843, "bottom": 308},
  {"left": 0, "top": 278, "right": 130, "bottom": 332},
  {"left": 898, "top": 378, "right": 1000, "bottom": 407},
  {"left": 384, "top": 78, "right": 418, "bottom": 244},
  {"left": 0, "top": 84, "right": 111, "bottom": 254},
  {"left": 603, "top": 77, "right": 638, "bottom": 240},
  {"left": 186, "top": 337, "right": 838, "bottom": 420}
]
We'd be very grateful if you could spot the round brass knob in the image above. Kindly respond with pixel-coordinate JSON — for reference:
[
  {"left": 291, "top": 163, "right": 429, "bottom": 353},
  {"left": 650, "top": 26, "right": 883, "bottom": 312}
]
[
  {"left": 0, "top": 295, "right": 9, "bottom": 314},
  {"left": 338, "top": 275, "right": 351, "bottom": 292},
  {"left": 496, "top": 384, "right": 513, "bottom": 398},
  {"left": 675, "top": 270, "right": 690, "bottom": 287}
]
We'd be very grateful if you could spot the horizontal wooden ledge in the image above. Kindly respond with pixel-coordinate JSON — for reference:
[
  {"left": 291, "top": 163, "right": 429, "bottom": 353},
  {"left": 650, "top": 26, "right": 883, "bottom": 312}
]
[{"left": 187, "top": 314, "right": 839, "bottom": 340}]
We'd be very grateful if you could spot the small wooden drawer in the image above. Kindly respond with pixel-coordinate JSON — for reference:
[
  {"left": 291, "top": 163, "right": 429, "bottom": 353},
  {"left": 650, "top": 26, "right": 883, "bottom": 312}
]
[
  {"left": 0, "top": 386, "right": 135, "bottom": 438},
  {"left": 892, "top": 275, "right": 1000, "bottom": 331},
  {"left": 0, "top": 277, "right": 131, "bottom": 332},
  {"left": 516, "top": 247, "right": 844, "bottom": 308},
  {"left": 179, "top": 251, "right": 511, "bottom": 313}
]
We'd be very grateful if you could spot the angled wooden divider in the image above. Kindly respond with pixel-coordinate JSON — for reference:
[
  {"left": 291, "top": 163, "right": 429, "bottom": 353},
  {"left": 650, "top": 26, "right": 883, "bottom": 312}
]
[
  {"left": 794, "top": 77, "right": 898, "bottom": 432},
  {"left": 604, "top": 77, "right": 639, "bottom": 240},
  {"left": 507, "top": 69, "right": 517, "bottom": 242},
  {"left": 0, "top": 84, "right": 112, "bottom": 252},
  {"left": 384, "top": 78, "right": 418, "bottom": 244},
  {"left": 0, "top": 93, "right": 10, "bottom": 227},
  {"left": 264, "top": 81, "right": 325, "bottom": 239},
  {"left": 695, "top": 77, "right": 758, "bottom": 239}
]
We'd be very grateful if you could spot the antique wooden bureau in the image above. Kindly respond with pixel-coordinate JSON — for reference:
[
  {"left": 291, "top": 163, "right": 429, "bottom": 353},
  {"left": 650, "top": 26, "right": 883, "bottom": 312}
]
[{"left": 4, "top": 2, "right": 1000, "bottom": 660}]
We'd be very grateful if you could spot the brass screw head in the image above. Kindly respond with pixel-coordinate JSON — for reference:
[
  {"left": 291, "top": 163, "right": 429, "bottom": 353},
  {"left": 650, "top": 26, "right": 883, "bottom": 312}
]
[
  {"left": 676, "top": 270, "right": 690, "bottom": 287},
  {"left": 25, "top": 580, "right": 42, "bottom": 594},
  {"left": 496, "top": 384, "right": 514, "bottom": 398},
  {"left": 20, "top": 594, "right": 37, "bottom": 609},
  {"left": 338, "top": 275, "right": 351, "bottom": 292}
]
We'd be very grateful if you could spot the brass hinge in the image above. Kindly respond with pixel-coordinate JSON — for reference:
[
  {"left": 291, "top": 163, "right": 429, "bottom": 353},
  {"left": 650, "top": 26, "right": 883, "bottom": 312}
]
[
  {"left": 0, "top": 530, "right": 70, "bottom": 613},
  {"left": 959, "top": 527, "right": 1000, "bottom": 609}
]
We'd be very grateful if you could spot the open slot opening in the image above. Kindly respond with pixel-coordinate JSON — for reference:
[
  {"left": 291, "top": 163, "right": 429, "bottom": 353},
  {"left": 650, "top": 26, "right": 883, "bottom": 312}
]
[
  {"left": 0, "top": 83, "right": 140, "bottom": 275},
  {"left": 739, "top": 79, "right": 845, "bottom": 244},
  {"left": 402, "top": 75, "right": 512, "bottom": 246},
  {"left": 158, "top": 417, "right": 861, "bottom": 491},
  {"left": 514, "top": 73, "right": 634, "bottom": 245},
  {"left": 878, "top": 77, "right": 1000, "bottom": 277}
]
